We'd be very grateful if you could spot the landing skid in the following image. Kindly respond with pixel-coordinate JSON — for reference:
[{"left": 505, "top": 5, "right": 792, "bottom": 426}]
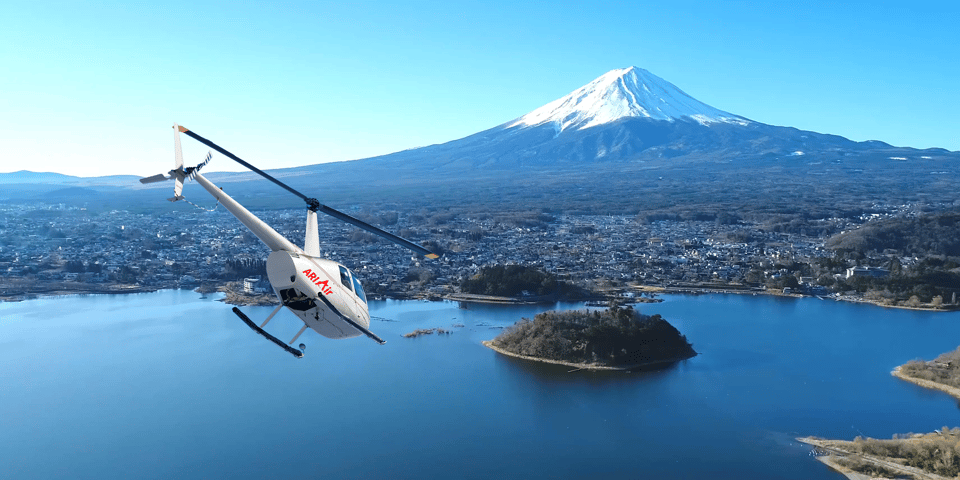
[{"left": 232, "top": 307, "right": 303, "bottom": 358}]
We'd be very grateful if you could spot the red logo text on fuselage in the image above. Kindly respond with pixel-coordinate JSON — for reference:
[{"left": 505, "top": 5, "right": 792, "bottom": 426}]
[{"left": 302, "top": 269, "right": 333, "bottom": 296}]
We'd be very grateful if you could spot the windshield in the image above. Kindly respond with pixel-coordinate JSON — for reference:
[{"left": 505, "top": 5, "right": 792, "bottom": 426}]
[
  {"left": 338, "top": 265, "right": 353, "bottom": 292},
  {"left": 351, "top": 274, "right": 367, "bottom": 304}
]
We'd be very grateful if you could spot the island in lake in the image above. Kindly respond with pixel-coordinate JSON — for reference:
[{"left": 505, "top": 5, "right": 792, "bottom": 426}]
[{"left": 483, "top": 305, "right": 696, "bottom": 370}]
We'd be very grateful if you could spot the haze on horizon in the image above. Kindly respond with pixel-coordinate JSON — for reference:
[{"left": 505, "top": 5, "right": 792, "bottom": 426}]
[{"left": 2, "top": 1, "right": 957, "bottom": 178}]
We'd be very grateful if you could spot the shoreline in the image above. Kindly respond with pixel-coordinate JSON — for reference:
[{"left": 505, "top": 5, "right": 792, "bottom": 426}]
[
  {"left": 652, "top": 284, "right": 960, "bottom": 312},
  {"left": 3, "top": 281, "right": 958, "bottom": 312},
  {"left": 0, "top": 284, "right": 158, "bottom": 302},
  {"left": 796, "top": 437, "right": 938, "bottom": 480},
  {"left": 481, "top": 340, "right": 695, "bottom": 371},
  {"left": 796, "top": 437, "right": 872, "bottom": 480},
  {"left": 891, "top": 366, "right": 960, "bottom": 400},
  {"left": 443, "top": 293, "right": 555, "bottom": 305}
]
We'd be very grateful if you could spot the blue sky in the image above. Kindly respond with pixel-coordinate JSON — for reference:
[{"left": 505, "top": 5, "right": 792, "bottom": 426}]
[{"left": 2, "top": 1, "right": 957, "bottom": 177}]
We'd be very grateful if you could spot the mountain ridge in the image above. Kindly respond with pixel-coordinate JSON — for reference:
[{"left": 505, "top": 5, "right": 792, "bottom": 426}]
[
  {"left": 3, "top": 66, "right": 957, "bottom": 184},
  {"left": 3, "top": 67, "right": 959, "bottom": 219}
]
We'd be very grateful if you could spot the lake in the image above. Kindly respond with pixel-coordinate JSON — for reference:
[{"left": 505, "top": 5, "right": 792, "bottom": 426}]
[{"left": 2, "top": 291, "right": 959, "bottom": 479}]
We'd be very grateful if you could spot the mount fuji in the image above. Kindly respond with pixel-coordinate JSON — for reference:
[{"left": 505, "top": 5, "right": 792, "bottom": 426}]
[
  {"left": 10, "top": 66, "right": 957, "bottom": 215},
  {"left": 338, "top": 65, "right": 930, "bottom": 176},
  {"left": 265, "top": 66, "right": 953, "bottom": 215},
  {"left": 507, "top": 66, "right": 750, "bottom": 132}
]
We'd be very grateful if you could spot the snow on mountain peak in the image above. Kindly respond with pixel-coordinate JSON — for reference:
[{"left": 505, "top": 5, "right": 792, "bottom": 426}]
[{"left": 509, "top": 66, "right": 749, "bottom": 132}]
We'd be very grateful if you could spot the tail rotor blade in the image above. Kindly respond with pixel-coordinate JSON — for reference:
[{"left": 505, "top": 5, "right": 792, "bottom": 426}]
[{"left": 173, "top": 124, "right": 185, "bottom": 169}]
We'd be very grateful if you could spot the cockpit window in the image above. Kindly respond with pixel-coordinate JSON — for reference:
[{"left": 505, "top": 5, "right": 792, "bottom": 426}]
[
  {"left": 338, "top": 265, "right": 353, "bottom": 292},
  {"left": 351, "top": 275, "right": 367, "bottom": 304}
]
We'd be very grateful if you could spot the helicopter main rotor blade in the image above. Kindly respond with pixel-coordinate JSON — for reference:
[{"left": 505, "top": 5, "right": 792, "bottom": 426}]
[
  {"left": 176, "top": 125, "right": 440, "bottom": 259},
  {"left": 177, "top": 126, "right": 310, "bottom": 203},
  {"left": 313, "top": 203, "right": 439, "bottom": 259}
]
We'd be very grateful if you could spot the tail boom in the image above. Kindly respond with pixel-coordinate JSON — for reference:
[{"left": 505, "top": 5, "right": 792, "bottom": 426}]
[{"left": 192, "top": 172, "right": 301, "bottom": 253}]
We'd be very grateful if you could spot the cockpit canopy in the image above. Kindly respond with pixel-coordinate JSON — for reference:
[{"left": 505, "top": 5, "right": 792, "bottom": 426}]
[{"left": 338, "top": 265, "right": 367, "bottom": 304}]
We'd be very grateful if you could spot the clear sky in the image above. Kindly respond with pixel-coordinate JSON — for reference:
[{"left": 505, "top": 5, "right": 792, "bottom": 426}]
[{"left": 2, "top": 1, "right": 957, "bottom": 177}]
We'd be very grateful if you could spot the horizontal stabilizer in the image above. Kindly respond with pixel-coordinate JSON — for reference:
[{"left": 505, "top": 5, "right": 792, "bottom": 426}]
[{"left": 139, "top": 173, "right": 170, "bottom": 184}]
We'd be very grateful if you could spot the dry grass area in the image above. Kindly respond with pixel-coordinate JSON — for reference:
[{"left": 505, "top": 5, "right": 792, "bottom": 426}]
[
  {"left": 802, "top": 430, "right": 960, "bottom": 479},
  {"left": 899, "top": 347, "right": 960, "bottom": 391}
]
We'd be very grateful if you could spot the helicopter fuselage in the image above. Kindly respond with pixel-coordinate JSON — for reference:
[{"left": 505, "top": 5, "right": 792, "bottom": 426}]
[
  {"left": 265, "top": 250, "right": 369, "bottom": 340},
  {"left": 191, "top": 171, "right": 380, "bottom": 343}
]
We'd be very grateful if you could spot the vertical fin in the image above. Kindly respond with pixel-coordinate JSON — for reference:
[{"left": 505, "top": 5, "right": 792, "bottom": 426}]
[
  {"left": 170, "top": 123, "right": 185, "bottom": 201},
  {"left": 173, "top": 123, "right": 185, "bottom": 169},
  {"left": 305, "top": 209, "right": 320, "bottom": 256}
]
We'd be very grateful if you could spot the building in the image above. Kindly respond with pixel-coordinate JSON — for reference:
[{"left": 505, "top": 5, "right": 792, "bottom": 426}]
[
  {"left": 243, "top": 276, "right": 268, "bottom": 294},
  {"left": 845, "top": 266, "right": 889, "bottom": 279}
]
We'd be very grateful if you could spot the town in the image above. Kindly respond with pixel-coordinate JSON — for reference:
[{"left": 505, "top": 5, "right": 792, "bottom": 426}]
[{"left": 0, "top": 200, "right": 940, "bottom": 307}]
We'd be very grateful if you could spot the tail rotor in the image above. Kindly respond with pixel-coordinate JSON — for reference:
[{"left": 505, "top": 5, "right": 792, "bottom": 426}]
[{"left": 139, "top": 124, "right": 212, "bottom": 202}]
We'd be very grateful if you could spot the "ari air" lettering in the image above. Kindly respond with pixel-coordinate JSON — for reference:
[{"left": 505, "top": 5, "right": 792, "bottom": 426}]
[{"left": 302, "top": 269, "right": 333, "bottom": 295}]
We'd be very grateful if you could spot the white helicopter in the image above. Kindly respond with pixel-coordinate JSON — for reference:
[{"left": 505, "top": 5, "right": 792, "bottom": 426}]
[{"left": 140, "top": 124, "right": 440, "bottom": 358}]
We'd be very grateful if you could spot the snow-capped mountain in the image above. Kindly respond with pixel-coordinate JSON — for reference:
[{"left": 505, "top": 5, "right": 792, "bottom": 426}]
[
  {"left": 508, "top": 66, "right": 750, "bottom": 132},
  {"left": 334, "top": 66, "right": 871, "bottom": 171},
  {"left": 11, "top": 66, "right": 956, "bottom": 212},
  {"left": 296, "top": 65, "right": 952, "bottom": 180},
  {"left": 284, "top": 67, "right": 952, "bottom": 183}
]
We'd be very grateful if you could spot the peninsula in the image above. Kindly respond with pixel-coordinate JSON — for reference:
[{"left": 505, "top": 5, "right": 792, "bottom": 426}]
[
  {"left": 798, "top": 347, "right": 960, "bottom": 479},
  {"left": 799, "top": 432, "right": 960, "bottom": 480},
  {"left": 892, "top": 346, "right": 960, "bottom": 399},
  {"left": 483, "top": 305, "right": 696, "bottom": 370}
]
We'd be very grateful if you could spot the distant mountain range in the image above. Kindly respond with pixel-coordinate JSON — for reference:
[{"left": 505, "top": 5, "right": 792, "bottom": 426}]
[
  {"left": 3, "top": 67, "right": 958, "bottom": 216},
  {"left": 346, "top": 66, "right": 951, "bottom": 174},
  {"left": 0, "top": 170, "right": 138, "bottom": 186}
]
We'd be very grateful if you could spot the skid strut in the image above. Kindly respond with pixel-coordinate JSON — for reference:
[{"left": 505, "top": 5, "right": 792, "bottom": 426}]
[{"left": 232, "top": 307, "right": 303, "bottom": 358}]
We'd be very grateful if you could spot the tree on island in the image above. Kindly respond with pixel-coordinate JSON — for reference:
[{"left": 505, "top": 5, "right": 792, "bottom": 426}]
[
  {"left": 490, "top": 305, "right": 696, "bottom": 367},
  {"left": 460, "top": 264, "right": 585, "bottom": 298}
]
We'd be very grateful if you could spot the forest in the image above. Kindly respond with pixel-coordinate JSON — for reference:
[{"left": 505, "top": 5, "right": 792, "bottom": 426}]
[
  {"left": 822, "top": 209, "right": 960, "bottom": 305},
  {"left": 828, "top": 209, "right": 960, "bottom": 257},
  {"left": 459, "top": 264, "right": 586, "bottom": 299},
  {"left": 490, "top": 305, "right": 696, "bottom": 367}
]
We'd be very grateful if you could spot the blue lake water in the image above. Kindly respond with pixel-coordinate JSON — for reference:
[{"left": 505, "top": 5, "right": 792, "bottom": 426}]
[{"left": 2, "top": 291, "right": 960, "bottom": 479}]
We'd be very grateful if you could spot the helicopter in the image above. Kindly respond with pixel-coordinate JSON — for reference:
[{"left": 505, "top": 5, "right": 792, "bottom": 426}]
[{"left": 140, "top": 124, "right": 440, "bottom": 358}]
